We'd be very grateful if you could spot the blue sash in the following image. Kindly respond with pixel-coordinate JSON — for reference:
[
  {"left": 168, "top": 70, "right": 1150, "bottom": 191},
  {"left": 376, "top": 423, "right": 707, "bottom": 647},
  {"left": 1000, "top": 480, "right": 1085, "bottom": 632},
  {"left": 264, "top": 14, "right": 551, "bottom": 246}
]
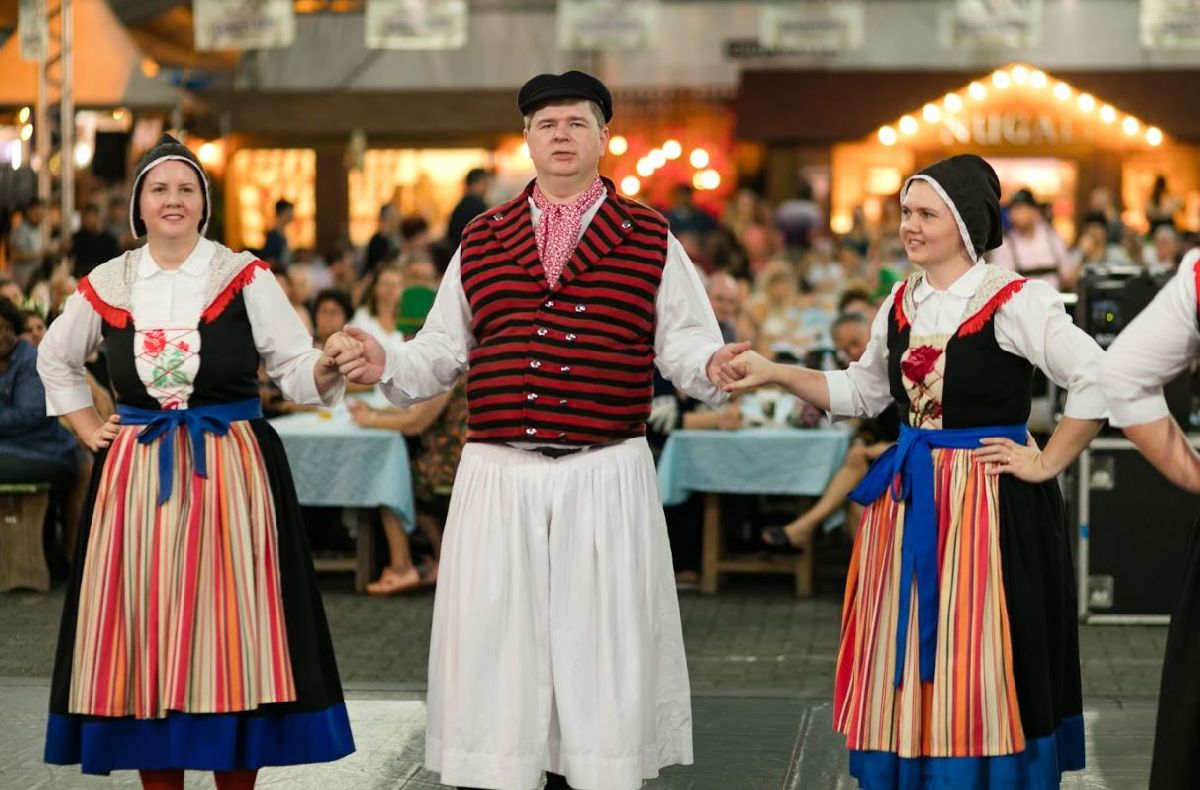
[
  {"left": 849, "top": 421, "right": 1028, "bottom": 687},
  {"left": 117, "top": 398, "right": 264, "bottom": 505}
]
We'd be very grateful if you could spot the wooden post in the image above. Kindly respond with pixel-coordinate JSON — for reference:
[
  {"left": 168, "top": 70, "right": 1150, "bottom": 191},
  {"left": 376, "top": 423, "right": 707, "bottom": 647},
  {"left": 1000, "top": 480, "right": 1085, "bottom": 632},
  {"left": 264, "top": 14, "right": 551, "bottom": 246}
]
[{"left": 700, "top": 493, "right": 721, "bottom": 594}]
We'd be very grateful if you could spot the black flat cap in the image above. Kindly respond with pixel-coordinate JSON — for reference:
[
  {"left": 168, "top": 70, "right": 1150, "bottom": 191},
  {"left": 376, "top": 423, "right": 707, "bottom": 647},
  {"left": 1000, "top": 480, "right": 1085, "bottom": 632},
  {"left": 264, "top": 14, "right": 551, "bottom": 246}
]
[
  {"left": 1008, "top": 187, "right": 1039, "bottom": 208},
  {"left": 518, "top": 70, "right": 613, "bottom": 122}
]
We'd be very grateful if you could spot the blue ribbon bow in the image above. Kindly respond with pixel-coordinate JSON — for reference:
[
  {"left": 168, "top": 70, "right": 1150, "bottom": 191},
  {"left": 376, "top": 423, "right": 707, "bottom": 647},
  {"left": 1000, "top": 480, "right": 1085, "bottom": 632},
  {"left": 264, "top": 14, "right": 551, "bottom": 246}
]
[
  {"left": 117, "top": 398, "right": 264, "bottom": 505},
  {"left": 849, "top": 421, "right": 1028, "bottom": 688}
]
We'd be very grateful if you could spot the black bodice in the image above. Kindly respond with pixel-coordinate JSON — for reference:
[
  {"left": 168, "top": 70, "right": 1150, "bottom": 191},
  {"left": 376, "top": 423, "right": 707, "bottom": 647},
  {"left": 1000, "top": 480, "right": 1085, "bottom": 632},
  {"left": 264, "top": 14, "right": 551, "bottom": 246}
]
[{"left": 102, "top": 291, "right": 261, "bottom": 410}]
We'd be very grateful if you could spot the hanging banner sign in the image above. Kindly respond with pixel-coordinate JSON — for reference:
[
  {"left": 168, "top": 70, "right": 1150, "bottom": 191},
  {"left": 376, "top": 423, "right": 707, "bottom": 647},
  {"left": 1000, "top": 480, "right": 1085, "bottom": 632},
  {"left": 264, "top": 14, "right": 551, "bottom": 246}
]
[
  {"left": 18, "top": 0, "right": 48, "bottom": 61},
  {"left": 193, "top": 0, "right": 295, "bottom": 52},
  {"left": 366, "top": 0, "right": 468, "bottom": 50},
  {"left": 760, "top": 1, "right": 865, "bottom": 53},
  {"left": 557, "top": 0, "right": 660, "bottom": 50},
  {"left": 938, "top": 0, "right": 1043, "bottom": 49},
  {"left": 1141, "top": 0, "right": 1200, "bottom": 49}
]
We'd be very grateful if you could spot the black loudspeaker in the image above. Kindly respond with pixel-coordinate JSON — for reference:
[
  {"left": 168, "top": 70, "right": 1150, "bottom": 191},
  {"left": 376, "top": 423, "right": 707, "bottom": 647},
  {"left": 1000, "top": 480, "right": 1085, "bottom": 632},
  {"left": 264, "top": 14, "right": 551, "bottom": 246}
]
[
  {"left": 1075, "top": 266, "right": 1194, "bottom": 431},
  {"left": 91, "top": 131, "right": 129, "bottom": 182},
  {"left": 1079, "top": 440, "right": 1200, "bottom": 619}
]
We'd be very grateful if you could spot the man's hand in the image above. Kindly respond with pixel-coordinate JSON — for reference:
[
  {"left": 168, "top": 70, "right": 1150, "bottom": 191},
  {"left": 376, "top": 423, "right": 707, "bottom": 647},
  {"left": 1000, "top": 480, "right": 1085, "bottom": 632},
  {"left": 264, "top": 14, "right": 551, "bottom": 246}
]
[
  {"left": 333, "top": 326, "right": 387, "bottom": 385},
  {"left": 721, "top": 349, "right": 778, "bottom": 394},
  {"left": 706, "top": 341, "right": 752, "bottom": 389}
]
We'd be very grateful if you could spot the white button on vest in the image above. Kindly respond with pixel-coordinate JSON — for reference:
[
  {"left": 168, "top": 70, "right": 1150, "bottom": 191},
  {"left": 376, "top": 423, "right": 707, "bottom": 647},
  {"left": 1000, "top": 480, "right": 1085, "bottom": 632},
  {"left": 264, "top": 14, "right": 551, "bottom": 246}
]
[{"left": 530, "top": 360, "right": 542, "bottom": 369}]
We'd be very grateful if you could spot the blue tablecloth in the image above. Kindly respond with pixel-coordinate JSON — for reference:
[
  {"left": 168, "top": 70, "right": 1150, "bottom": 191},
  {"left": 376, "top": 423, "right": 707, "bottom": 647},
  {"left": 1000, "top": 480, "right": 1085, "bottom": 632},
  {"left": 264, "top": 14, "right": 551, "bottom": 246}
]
[
  {"left": 658, "top": 428, "right": 851, "bottom": 507},
  {"left": 271, "top": 402, "right": 415, "bottom": 526}
]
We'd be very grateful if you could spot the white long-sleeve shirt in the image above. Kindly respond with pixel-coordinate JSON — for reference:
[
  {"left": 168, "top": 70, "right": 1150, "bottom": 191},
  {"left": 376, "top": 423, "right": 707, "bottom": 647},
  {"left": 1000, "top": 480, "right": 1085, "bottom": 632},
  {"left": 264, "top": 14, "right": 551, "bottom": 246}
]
[
  {"left": 825, "top": 261, "right": 1107, "bottom": 422},
  {"left": 1100, "top": 249, "right": 1200, "bottom": 427},
  {"left": 38, "top": 238, "right": 339, "bottom": 414},
  {"left": 377, "top": 192, "right": 727, "bottom": 410}
]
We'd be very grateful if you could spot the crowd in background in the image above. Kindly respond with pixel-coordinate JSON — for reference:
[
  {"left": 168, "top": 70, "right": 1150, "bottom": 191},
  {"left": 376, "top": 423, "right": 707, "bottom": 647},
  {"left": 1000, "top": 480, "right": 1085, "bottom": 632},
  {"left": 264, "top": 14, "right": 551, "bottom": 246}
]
[{"left": 2, "top": 165, "right": 1197, "bottom": 592}]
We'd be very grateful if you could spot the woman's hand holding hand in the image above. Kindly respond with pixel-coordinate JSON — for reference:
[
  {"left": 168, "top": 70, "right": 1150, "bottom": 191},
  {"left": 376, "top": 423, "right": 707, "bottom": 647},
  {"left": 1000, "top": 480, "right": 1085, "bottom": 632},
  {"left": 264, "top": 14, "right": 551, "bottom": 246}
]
[{"left": 720, "top": 350, "right": 778, "bottom": 395}]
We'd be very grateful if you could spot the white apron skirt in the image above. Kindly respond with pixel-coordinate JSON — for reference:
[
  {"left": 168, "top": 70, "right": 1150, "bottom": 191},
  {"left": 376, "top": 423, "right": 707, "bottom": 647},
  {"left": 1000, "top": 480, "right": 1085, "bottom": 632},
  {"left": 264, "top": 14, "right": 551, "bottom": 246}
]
[{"left": 424, "top": 438, "right": 693, "bottom": 790}]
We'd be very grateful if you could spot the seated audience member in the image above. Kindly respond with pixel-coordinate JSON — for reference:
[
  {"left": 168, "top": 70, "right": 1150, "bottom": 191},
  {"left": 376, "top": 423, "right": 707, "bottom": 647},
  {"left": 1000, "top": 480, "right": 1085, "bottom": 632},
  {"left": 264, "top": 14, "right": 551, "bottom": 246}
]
[
  {"left": 1144, "top": 224, "right": 1182, "bottom": 271},
  {"left": 0, "top": 277, "right": 23, "bottom": 307},
  {"left": 274, "top": 269, "right": 314, "bottom": 335},
  {"left": 0, "top": 297, "right": 78, "bottom": 556},
  {"left": 836, "top": 286, "right": 877, "bottom": 323},
  {"left": 762, "top": 312, "right": 899, "bottom": 550},
  {"left": 1072, "top": 211, "right": 1132, "bottom": 269},
  {"left": 347, "top": 379, "right": 470, "bottom": 595},
  {"left": 69, "top": 203, "right": 120, "bottom": 279},
  {"left": 707, "top": 271, "right": 745, "bottom": 344},
  {"left": 22, "top": 308, "right": 113, "bottom": 559},
  {"left": 351, "top": 264, "right": 406, "bottom": 353}
]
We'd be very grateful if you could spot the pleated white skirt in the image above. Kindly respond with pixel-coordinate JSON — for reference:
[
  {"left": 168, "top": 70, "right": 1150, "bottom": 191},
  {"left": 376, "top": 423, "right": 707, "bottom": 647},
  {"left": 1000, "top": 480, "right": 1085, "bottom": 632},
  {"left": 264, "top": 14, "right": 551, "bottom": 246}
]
[{"left": 424, "top": 438, "right": 693, "bottom": 790}]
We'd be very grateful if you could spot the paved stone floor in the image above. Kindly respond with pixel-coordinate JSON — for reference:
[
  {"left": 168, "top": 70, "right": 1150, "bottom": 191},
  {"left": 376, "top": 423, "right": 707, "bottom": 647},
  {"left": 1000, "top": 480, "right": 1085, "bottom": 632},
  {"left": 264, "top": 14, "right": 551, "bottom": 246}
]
[{"left": 0, "top": 574, "right": 1168, "bottom": 788}]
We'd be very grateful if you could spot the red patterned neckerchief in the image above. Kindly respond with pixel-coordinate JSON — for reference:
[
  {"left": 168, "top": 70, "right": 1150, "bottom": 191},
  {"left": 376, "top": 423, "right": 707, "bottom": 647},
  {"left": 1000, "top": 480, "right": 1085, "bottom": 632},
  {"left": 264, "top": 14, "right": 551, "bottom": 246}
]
[{"left": 530, "top": 176, "right": 606, "bottom": 289}]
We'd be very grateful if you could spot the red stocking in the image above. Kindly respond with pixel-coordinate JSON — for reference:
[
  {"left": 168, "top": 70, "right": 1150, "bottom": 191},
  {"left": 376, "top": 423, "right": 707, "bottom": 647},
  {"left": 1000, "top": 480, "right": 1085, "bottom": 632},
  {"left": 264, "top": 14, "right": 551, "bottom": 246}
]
[
  {"left": 138, "top": 769, "right": 185, "bottom": 790},
  {"left": 214, "top": 769, "right": 259, "bottom": 790}
]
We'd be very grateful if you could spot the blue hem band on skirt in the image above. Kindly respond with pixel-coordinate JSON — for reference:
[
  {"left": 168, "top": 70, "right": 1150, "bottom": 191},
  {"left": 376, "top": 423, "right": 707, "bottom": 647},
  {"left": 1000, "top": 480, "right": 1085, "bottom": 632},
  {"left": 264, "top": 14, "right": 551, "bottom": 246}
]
[
  {"left": 847, "top": 714, "right": 1085, "bottom": 790},
  {"left": 44, "top": 702, "right": 355, "bottom": 775}
]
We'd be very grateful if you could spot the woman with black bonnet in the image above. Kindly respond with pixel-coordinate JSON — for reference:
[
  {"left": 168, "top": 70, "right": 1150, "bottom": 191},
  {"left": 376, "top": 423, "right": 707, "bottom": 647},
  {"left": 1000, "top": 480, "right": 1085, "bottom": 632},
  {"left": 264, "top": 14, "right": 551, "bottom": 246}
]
[{"left": 723, "top": 154, "right": 1105, "bottom": 788}]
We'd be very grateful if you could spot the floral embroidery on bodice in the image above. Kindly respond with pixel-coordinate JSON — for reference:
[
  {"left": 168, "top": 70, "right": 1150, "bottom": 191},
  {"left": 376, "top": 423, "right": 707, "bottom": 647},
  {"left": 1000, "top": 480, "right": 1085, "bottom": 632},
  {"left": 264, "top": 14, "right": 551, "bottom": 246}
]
[
  {"left": 901, "top": 334, "right": 950, "bottom": 429},
  {"left": 134, "top": 327, "right": 201, "bottom": 410}
]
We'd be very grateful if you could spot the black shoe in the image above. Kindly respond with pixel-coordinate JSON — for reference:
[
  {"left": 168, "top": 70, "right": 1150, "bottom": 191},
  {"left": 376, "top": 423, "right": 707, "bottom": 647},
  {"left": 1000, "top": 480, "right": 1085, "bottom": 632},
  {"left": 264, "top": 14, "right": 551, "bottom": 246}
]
[
  {"left": 761, "top": 525, "right": 805, "bottom": 553},
  {"left": 544, "top": 772, "right": 573, "bottom": 789}
]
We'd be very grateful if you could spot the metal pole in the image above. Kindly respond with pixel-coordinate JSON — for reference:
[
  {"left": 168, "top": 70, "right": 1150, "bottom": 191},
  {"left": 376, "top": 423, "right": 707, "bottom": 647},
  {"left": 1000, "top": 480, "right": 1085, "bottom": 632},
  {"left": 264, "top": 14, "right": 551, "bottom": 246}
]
[
  {"left": 35, "top": 0, "right": 51, "bottom": 249},
  {"left": 60, "top": 0, "right": 74, "bottom": 244}
]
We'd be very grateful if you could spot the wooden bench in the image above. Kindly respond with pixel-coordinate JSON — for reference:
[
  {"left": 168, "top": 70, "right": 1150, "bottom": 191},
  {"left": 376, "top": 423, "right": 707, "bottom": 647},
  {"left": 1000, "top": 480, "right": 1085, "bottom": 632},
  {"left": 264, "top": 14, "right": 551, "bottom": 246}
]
[
  {"left": 700, "top": 493, "right": 813, "bottom": 598},
  {"left": 0, "top": 483, "right": 51, "bottom": 592}
]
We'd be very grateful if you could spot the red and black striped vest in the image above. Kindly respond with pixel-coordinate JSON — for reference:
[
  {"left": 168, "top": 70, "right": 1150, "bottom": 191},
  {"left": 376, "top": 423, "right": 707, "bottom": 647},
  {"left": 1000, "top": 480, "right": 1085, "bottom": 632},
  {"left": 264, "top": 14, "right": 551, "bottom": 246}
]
[{"left": 459, "top": 177, "right": 669, "bottom": 445}]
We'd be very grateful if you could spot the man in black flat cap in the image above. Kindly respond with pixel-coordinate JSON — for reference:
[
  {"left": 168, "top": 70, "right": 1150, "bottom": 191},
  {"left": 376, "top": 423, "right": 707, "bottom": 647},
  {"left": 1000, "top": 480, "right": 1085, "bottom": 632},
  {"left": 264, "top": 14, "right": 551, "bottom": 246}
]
[
  {"left": 990, "top": 187, "right": 1075, "bottom": 291},
  {"left": 331, "top": 71, "right": 747, "bottom": 790}
]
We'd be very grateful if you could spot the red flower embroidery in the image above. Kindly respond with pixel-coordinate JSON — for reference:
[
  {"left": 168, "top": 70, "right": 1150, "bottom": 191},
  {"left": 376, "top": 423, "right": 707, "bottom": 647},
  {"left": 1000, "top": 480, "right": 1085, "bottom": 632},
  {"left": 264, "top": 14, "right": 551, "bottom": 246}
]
[
  {"left": 901, "top": 345, "right": 943, "bottom": 384},
  {"left": 143, "top": 329, "right": 167, "bottom": 357},
  {"left": 177, "top": 340, "right": 189, "bottom": 352}
]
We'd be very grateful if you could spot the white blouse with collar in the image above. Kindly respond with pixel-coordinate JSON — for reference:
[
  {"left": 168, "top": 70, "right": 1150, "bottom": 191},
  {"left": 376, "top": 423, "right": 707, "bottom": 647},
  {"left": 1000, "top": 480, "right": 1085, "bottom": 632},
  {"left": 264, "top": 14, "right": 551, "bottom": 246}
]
[
  {"left": 825, "top": 261, "right": 1107, "bottom": 423},
  {"left": 38, "top": 239, "right": 339, "bottom": 414}
]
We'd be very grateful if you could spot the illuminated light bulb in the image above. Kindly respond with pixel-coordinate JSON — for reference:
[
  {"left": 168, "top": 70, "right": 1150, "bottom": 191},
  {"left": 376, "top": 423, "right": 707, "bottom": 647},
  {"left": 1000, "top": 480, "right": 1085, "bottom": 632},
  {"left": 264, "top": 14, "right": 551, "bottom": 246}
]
[
  {"left": 691, "top": 171, "right": 707, "bottom": 190},
  {"left": 647, "top": 148, "right": 667, "bottom": 169},
  {"left": 1030, "top": 70, "right": 1048, "bottom": 89},
  {"left": 198, "top": 142, "right": 221, "bottom": 167},
  {"left": 1099, "top": 105, "right": 1116, "bottom": 124},
  {"left": 620, "top": 175, "right": 641, "bottom": 195},
  {"left": 520, "top": 143, "right": 529, "bottom": 159},
  {"left": 922, "top": 103, "right": 942, "bottom": 123},
  {"left": 73, "top": 141, "right": 93, "bottom": 168},
  {"left": 699, "top": 169, "right": 721, "bottom": 190},
  {"left": 18, "top": 107, "right": 30, "bottom": 123},
  {"left": 944, "top": 93, "right": 963, "bottom": 113},
  {"left": 1122, "top": 116, "right": 1140, "bottom": 136},
  {"left": 662, "top": 139, "right": 682, "bottom": 159},
  {"left": 968, "top": 82, "right": 987, "bottom": 101},
  {"left": 20, "top": 124, "right": 33, "bottom": 142},
  {"left": 878, "top": 126, "right": 898, "bottom": 146},
  {"left": 636, "top": 157, "right": 654, "bottom": 177},
  {"left": 1053, "top": 82, "right": 1071, "bottom": 101},
  {"left": 608, "top": 135, "right": 628, "bottom": 155},
  {"left": 689, "top": 148, "right": 710, "bottom": 168},
  {"left": 992, "top": 70, "right": 1011, "bottom": 89},
  {"left": 1011, "top": 64, "right": 1029, "bottom": 85},
  {"left": 1077, "top": 93, "right": 1096, "bottom": 112},
  {"left": 1146, "top": 127, "right": 1163, "bottom": 146},
  {"left": 898, "top": 115, "right": 919, "bottom": 135}
]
